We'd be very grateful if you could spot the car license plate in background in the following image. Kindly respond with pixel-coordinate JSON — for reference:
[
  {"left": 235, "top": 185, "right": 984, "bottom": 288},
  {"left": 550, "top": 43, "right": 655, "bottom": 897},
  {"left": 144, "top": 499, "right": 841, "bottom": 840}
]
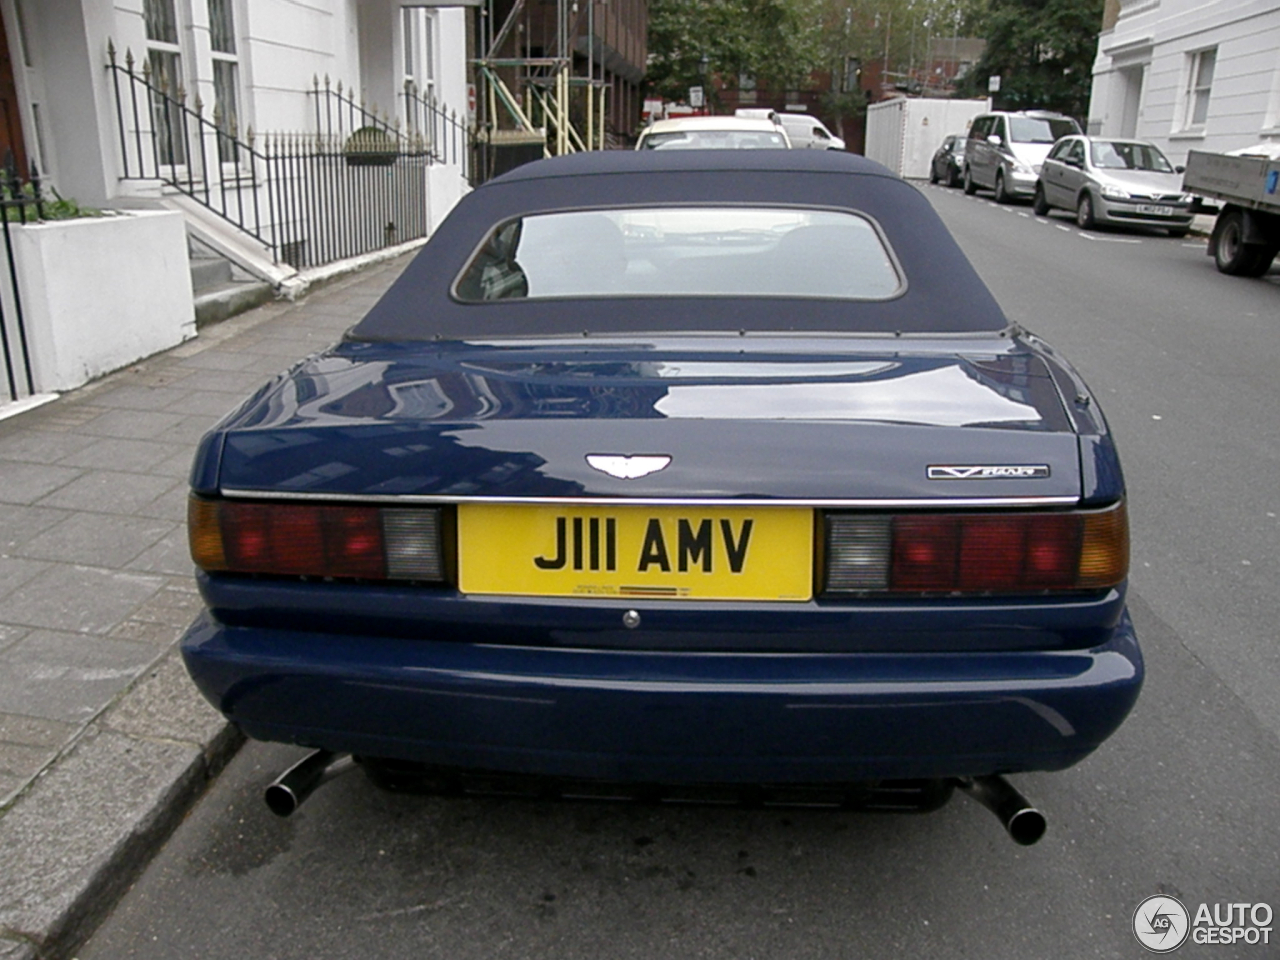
[
  {"left": 1136, "top": 204, "right": 1175, "bottom": 216},
  {"left": 458, "top": 504, "right": 813, "bottom": 601}
]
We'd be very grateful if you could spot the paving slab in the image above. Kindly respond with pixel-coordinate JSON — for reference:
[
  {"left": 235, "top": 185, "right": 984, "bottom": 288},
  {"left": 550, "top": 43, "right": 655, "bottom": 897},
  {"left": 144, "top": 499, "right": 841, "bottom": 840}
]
[
  {"left": 0, "top": 252, "right": 411, "bottom": 960},
  {"left": 1, "top": 566, "right": 166, "bottom": 634}
]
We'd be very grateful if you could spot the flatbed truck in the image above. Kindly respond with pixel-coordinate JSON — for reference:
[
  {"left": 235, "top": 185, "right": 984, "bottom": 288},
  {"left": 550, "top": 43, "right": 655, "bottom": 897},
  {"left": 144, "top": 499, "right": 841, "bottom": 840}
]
[{"left": 1182, "top": 149, "right": 1280, "bottom": 276}]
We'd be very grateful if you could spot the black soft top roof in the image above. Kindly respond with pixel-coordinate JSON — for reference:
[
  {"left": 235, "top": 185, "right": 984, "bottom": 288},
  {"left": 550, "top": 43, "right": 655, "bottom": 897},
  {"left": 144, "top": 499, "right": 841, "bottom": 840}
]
[{"left": 350, "top": 150, "right": 1007, "bottom": 340}]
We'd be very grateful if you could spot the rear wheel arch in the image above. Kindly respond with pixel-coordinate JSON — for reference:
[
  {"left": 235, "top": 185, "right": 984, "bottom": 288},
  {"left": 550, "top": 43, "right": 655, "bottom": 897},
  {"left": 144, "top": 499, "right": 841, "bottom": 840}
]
[{"left": 1212, "top": 207, "right": 1277, "bottom": 276}]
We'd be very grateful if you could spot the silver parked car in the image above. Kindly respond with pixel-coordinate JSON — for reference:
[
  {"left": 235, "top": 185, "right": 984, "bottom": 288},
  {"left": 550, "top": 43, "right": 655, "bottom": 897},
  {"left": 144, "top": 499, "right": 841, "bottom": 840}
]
[{"left": 1034, "top": 136, "right": 1195, "bottom": 237}]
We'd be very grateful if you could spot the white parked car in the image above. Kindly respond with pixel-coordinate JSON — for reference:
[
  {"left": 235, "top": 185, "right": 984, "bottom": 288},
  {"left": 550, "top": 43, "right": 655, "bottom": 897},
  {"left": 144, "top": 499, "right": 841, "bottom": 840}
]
[{"left": 636, "top": 116, "right": 791, "bottom": 150}]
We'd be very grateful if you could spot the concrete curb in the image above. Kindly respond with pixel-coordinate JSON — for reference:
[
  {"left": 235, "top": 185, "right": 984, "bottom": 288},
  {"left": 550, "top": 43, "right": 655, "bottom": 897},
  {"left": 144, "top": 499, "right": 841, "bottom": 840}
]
[
  {"left": 0, "top": 253, "right": 414, "bottom": 960},
  {"left": 0, "top": 653, "right": 241, "bottom": 960}
]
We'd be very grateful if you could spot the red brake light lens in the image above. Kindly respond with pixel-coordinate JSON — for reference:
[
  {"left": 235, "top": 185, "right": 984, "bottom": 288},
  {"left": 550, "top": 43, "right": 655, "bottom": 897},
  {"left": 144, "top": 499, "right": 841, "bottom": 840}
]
[
  {"left": 827, "top": 504, "right": 1127, "bottom": 595},
  {"left": 189, "top": 497, "right": 443, "bottom": 582}
]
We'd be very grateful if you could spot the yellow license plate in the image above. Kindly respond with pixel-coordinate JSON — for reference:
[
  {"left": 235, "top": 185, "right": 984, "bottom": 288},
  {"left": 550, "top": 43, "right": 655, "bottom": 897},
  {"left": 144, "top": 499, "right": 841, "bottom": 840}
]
[{"left": 458, "top": 504, "right": 813, "bottom": 601}]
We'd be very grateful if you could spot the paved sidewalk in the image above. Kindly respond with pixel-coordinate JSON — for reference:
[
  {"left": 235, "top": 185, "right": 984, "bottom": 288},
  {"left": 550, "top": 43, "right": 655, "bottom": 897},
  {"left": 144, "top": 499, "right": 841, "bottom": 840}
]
[{"left": 0, "top": 255, "right": 412, "bottom": 960}]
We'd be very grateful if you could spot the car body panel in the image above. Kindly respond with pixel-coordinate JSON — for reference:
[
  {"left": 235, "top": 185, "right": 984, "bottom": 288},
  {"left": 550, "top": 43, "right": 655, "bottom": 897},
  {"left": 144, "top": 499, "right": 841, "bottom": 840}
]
[
  {"left": 182, "top": 609, "right": 1140, "bottom": 782},
  {"left": 180, "top": 151, "right": 1142, "bottom": 787},
  {"left": 203, "top": 340, "right": 1081, "bottom": 503}
]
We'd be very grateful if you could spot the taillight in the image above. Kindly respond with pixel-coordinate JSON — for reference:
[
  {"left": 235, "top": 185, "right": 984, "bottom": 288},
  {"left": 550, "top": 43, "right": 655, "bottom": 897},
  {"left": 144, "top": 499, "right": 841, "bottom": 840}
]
[
  {"left": 824, "top": 503, "right": 1128, "bottom": 596},
  {"left": 188, "top": 497, "right": 444, "bottom": 582}
]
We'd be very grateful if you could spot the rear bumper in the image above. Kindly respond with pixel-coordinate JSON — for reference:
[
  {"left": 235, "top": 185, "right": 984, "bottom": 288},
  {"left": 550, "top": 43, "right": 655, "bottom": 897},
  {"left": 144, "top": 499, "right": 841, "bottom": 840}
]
[{"left": 181, "top": 608, "right": 1143, "bottom": 783}]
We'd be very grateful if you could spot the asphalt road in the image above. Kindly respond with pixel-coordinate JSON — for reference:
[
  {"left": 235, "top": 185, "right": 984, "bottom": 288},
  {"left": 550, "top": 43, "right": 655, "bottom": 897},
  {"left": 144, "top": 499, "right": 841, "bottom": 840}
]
[{"left": 80, "top": 186, "right": 1280, "bottom": 960}]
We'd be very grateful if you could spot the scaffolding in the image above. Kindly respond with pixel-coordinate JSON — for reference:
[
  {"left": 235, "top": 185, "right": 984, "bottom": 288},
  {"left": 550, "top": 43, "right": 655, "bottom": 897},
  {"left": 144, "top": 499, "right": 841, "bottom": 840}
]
[{"left": 475, "top": 0, "right": 609, "bottom": 159}]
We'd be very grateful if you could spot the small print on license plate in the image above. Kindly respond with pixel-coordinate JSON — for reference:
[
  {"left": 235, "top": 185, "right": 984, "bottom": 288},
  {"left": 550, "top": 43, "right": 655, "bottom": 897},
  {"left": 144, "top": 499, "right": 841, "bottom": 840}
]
[
  {"left": 1136, "top": 204, "right": 1175, "bottom": 216},
  {"left": 458, "top": 504, "right": 813, "bottom": 601}
]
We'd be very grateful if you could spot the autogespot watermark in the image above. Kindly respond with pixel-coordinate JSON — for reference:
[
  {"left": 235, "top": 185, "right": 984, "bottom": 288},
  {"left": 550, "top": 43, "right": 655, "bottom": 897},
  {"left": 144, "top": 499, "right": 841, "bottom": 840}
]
[{"left": 1133, "top": 895, "right": 1273, "bottom": 952}]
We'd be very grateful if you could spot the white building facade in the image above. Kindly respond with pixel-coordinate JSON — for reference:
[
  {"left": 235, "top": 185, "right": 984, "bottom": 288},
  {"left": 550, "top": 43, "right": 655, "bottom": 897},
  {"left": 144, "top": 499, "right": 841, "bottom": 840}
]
[
  {"left": 1089, "top": 0, "right": 1280, "bottom": 163},
  {"left": 0, "top": 0, "right": 472, "bottom": 275},
  {"left": 0, "top": 0, "right": 474, "bottom": 406}
]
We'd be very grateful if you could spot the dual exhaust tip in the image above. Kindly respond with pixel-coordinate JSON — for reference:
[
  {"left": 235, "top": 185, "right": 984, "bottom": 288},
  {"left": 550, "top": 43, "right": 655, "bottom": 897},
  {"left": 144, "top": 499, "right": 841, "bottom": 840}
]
[{"left": 264, "top": 750, "right": 1046, "bottom": 846}]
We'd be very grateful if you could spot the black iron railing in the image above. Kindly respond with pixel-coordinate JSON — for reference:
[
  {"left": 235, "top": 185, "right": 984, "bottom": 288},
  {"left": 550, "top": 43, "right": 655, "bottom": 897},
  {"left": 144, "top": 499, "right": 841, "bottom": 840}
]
[
  {"left": 107, "top": 44, "right": 474, "bottom": 270},
  {"left": 401, "top": 81, "right": 473, "bottom": 178},
  {"left": 0, "top": 157, "right": 42, "bottom": 402},
  {"left": 260, "top": 132, "right": 430, "bottom": 269},
  {"left": 108, "top": 41, "right": 269, "bottom": 248},
  {"left": 306, "top": 77, "right": 472, "bottom": 181}
]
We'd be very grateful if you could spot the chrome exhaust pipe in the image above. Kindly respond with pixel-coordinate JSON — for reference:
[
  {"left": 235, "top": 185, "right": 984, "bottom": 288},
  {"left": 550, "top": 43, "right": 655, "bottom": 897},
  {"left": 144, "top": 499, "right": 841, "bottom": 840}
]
[
  {"left": 955, "top": 775, "right": 1047, "bottom": 846},
  {"left": 264, "top": 750, "right": 353, "bottom": 817}
]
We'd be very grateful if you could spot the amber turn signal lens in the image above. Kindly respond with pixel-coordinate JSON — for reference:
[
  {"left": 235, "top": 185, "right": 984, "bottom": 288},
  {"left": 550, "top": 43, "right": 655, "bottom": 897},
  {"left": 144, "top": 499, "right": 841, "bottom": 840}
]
[
  {"left": 1078, "top": 501, "right": 1129, "bottom": 589},
  {"left": 188, "top": 495, "right": 227, "bottom": 571}
]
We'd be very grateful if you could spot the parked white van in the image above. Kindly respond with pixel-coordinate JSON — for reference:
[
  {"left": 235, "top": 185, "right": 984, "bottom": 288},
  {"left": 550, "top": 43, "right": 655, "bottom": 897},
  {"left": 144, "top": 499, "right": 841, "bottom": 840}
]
[{"left": 778, "top": 114, "right": 845, "bottom": 151}]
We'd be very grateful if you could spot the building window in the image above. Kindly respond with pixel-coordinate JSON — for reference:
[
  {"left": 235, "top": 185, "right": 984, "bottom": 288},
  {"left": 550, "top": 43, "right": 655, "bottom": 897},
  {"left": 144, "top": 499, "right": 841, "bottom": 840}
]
[
  {"left": 1181, "top": 48, "right": 1216, "bottom": 131},
  {"left": 208, "top": 0, "right": 240, "bottom": 161},
  {"left": 145, "top": 0, "right": 186, "bottom": 165},
  {"left": 1265, "top": 51, "right": 1280, "bottom": 132},
  {"left": 402, "top": 8, "right": 436, "bottom": 100}
]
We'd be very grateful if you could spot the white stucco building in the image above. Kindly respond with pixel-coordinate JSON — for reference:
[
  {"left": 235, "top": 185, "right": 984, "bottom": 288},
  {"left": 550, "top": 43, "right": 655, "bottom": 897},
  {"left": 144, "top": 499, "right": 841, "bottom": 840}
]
[
  {"left": 1089, "top": 0, "right": 1280, "bottom": 163},
  {"left": 0, "top": 0, "right": 472, "bottom": 279},
  {"left": 0, "top": 0, "right": 474, "bottom": 403}
]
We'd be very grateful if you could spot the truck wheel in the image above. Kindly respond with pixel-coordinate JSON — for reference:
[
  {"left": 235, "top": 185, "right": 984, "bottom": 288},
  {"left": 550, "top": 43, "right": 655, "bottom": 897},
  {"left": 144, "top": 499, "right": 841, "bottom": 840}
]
[
  {"left": 1076, "top": 193, "right": 1096, "bottom": 229},
  {"left": 963, "top": 167, "right": 977, "bottom": 195},
  {"left": 993, "top": 171, "right": 1010, "bottom": 204},
  {"left": 1033, "top": 186, "right": 1050, "bottom": 216},
  {"left": 1213, "top": 210, "right": 1272, "bottom": 276}
]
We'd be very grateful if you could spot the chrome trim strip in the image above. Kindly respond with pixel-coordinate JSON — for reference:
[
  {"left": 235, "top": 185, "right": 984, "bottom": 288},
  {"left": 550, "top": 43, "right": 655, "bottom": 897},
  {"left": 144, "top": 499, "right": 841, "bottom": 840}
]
[{"left": 218, "top": 488, "right": 1079, "bottom": 509}]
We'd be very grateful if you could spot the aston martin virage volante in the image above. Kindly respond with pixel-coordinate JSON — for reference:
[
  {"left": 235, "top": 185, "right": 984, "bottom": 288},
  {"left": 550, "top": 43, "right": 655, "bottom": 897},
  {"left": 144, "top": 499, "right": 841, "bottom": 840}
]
[{"left": 181, "top": 151, "right": 1141, "bottom": 837}]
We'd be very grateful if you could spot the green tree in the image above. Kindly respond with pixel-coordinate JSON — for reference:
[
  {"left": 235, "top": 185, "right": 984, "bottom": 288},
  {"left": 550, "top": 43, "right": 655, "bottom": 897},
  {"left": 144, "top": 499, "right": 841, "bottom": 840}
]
[
  {"left": 646, "top": 0, "right": 822, "bottom": 108},
  {"left": 955, "top": 0, "right": 1103, "bottom": 120},
  {"left": 806, "top": 0, "right": 986, "bottom": 134}
]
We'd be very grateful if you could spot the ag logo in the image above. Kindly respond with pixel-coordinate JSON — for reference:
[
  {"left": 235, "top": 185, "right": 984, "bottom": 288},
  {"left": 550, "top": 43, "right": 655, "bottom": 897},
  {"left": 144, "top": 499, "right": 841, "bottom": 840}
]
[{"left": 1133, "top": 895, "right": 1190, "bottom": 953}]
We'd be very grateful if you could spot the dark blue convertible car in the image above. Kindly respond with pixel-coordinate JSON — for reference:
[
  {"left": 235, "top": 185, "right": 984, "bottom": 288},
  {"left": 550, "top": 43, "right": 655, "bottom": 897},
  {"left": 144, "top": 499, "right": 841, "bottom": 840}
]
[{"left": 182, "top": 151, "right": 1141, "bottom": 841}]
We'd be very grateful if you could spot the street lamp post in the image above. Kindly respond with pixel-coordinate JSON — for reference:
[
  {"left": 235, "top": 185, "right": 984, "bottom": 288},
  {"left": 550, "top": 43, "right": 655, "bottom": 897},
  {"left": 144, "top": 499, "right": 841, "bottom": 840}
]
[{"left": 699, "top": 54, "right": 711, "bottom": 115}]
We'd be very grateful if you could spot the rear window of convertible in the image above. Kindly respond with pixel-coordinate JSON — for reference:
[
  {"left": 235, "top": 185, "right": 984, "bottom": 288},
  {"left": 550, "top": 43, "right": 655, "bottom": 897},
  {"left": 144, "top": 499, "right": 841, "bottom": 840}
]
[{"left": 453, "top": 207, "right": 903, "bottom": 302}]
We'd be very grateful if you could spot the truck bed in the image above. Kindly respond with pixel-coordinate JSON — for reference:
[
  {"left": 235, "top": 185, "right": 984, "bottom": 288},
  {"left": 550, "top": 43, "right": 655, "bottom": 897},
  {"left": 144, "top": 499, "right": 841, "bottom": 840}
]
[{"left": 1183, "top": 150, "right": 1280, "bottom": 214}]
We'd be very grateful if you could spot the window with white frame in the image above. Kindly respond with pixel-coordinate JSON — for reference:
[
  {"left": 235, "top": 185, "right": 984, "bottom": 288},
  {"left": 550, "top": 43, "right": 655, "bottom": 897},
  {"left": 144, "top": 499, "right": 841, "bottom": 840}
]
[
  {"left": 403, "top": 8, "right": 437, "bottom": 101},
  {"left": 145, "top": 0, "right": 187, "bottom": 165},
  {"left": 1264, "top": 49, "right": 1280, "bottom": 132},
  {"left": 1180, "top": 47, "right": 1216, "bottom": 132},
  {"left": 207, "top": 0, "right": 240, "bottom": 161}
]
